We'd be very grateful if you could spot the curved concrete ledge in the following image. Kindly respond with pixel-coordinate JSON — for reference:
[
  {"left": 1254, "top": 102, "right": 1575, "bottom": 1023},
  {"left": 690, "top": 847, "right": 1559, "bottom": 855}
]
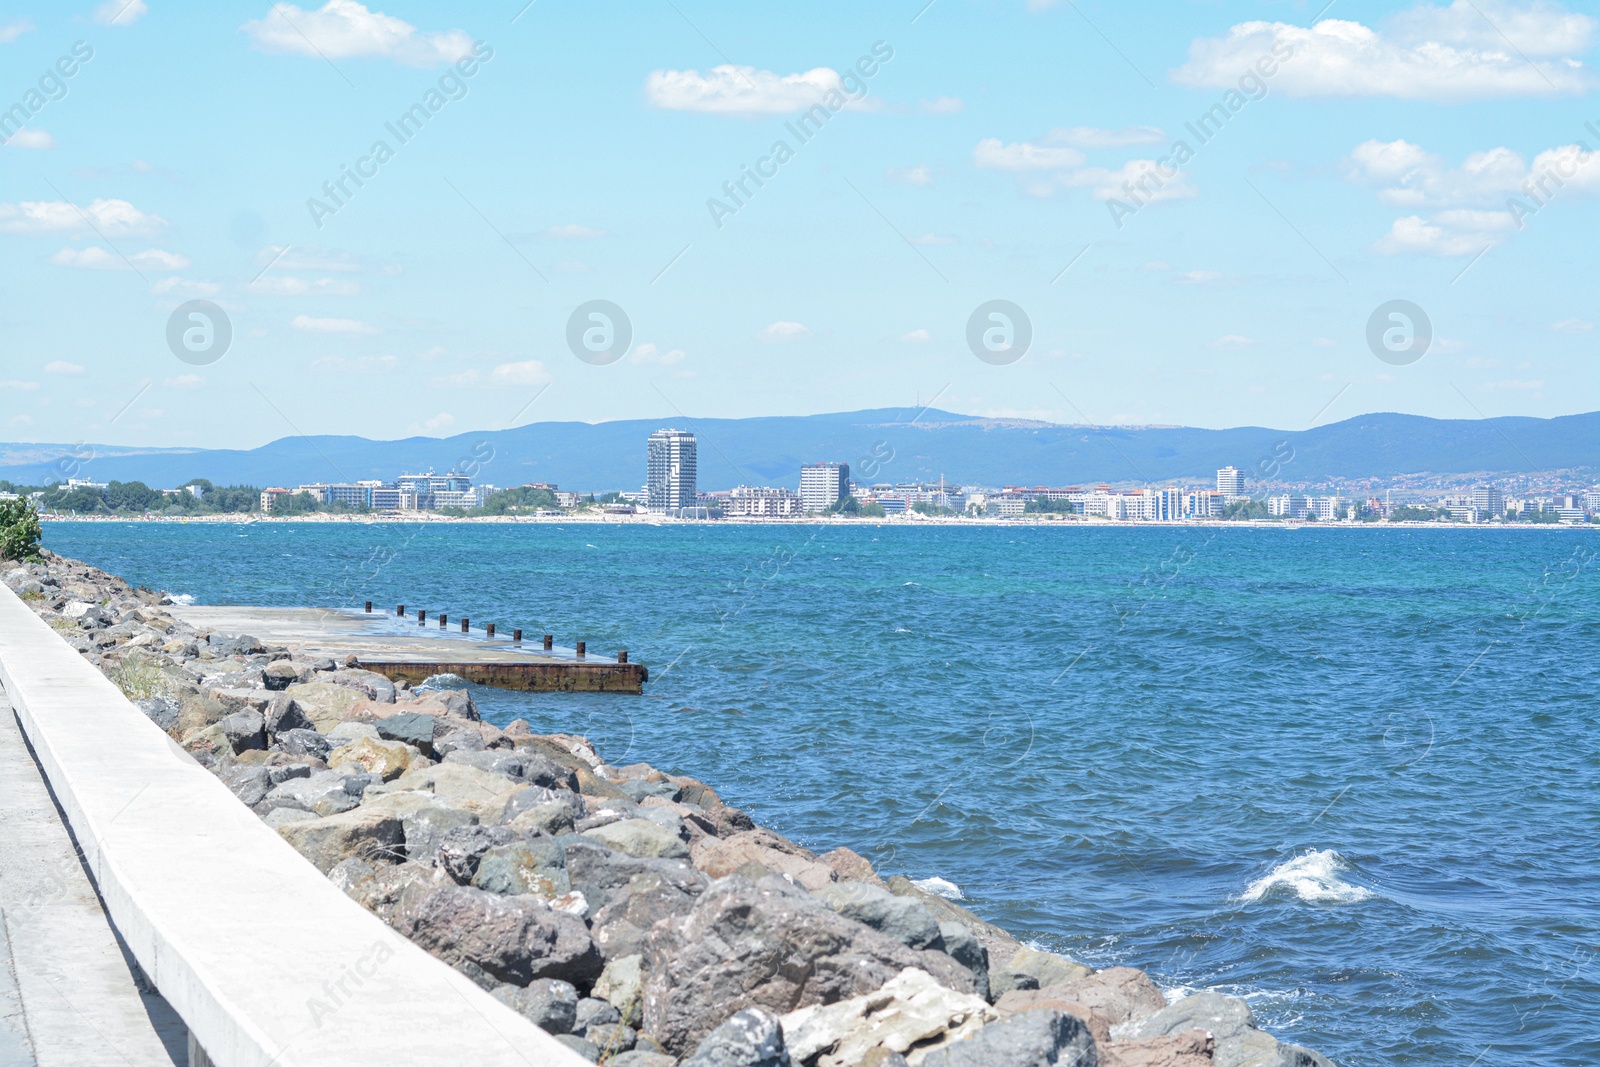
[{"left": 0, "top": 584, "right": 589, "bottom": 1067}]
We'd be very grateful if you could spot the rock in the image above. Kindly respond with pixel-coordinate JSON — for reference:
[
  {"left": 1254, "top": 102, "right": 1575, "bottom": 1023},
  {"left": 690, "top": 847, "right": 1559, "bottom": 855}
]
[
  {"left": 1053, "top": 968, "right": 1166, "bottom": 1029},
  {"left": 779, "top": 967, "right": 996, "bottom": 1067},
  {"left": 919, "top": 1008, "right": 1095, "bottom": 1067},
  {"left": 619, "top": 778, "right": 681, "bottom": 803},
  {"left": 134, "top": 696, "right": 180, "bottom": 732},
  {"left": 444, "top": 748, "right": 579, "bottom": 790},
  {"left": 811, "top": 881, "right": 942, "bottom": 950},
  {"left": 473, "top": 839, "right": 571, "bottom": 900},
  {"left": 333, "top": 737, "right": 415, "bottom": 781},
  {"left": 263, "top": 697, "right": 314, "bottom": 739},
  {"left": 818, "top": 847, "right": 885, "bottom": 887},
  {"left": 610, "top": 1052, "right": 676, "bottom": 1067},
  {"left": 576, "top": 996, "right": 622, "bottom": 1032},
  {"left": 331, "top": 668, "right": 398, "bottom": 703},
  {"left": 263, "top": 807, "right": 319, "bottom": 830},
  {"left": 390, "top": 881, "right": 603, "bottom": 987},
  {"left": 584, "top": 818, "right": 692, "bottom": 860},
  {"left": 592, "top": 869, "right": 707, "bottom": 959},
  {"left": 554, "top": 1033, "right": 601, "bottom": 1063},
  {"left": 594, "top": 954, "right": 644, "bottom": 1028},
  {"left": 412, "top": 687, "right": 480, "bottom": 721},
  {"left": 565, "top": 838, "right": 708, "bottom": 917},
  {"left": 994, "top": 989, "right": 1111, "bottom": 1047},
  {"left": 885, "top": 876, "right": 1024, "bottom": 981},
  {"left": 692, "top": 830, "right": 837, "bottom": 891},
  {"left": 277, "top": 805, "right": 405, "bottom": 873},
  {"left": 377, "top": 713, "right": 438, "bottom": 754},
  {"left": 682, "top": 1008, "right": 789, "bottom": 1067},
  {"left": 938, "top": 922, "right": 990, "bottom": 1002},
  {"left": 181, "top": 724, "right": 233, "bottom": 761},
  {"left": 505, "top": 801, "right": 579, "bottom": 837},
  {"left": 369, "top": 763, "right": 528, "bottom": 820},
  {"left": 858, "top": 1051, "right": 909, "bottom": 1067},
  {"left": 261, "top": 769, "right": 369, "bottom": 817},
  {"left": 993, "top": 947, "right": 1092, "bottom": 998},
  {"left": 277, "top": 728, "right": 332, "bottom": 762},
  {"left": 284, "top": 682, "right": 366, "bottom": 730},
  {"left": 435, "top": 825, "right": 523, "bottom": 883},
  {"left": 220, "top": 709, "right": 267, "bottom": 752},
  {"left": 401, "top": 804, "right": 479, "bottom": 865},
  {"left": 643, "top": 876, "right": 978, "bottom": 1056},
  {"left": 1101, "top": 1030, "right": 1214, "bottom": 1067},
  {"left": 328, "top": 721, "right": 381, "bottom": 744},
  {"left": 1112, "top": 991, "right": 1331, "bottom": 1067},
  {"left": 222, "top": 765, "right": 274, "bottom": 807},
  {"left": 510, "top": 977, "right": 580, "bottom": 1035},
  {"left": 435, "top": 727, "right": 488, "bottom": 758},
  {"left": 261, "top": 660, "right": 301, "bottom": 690},
  {"left": 586, "top": 1022, "right": 637, "bottom": 1056}
]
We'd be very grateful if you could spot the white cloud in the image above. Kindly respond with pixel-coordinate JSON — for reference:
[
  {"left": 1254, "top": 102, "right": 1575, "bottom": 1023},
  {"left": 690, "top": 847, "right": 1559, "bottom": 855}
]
[
  {"left": 973, "top": 137, "right": 1085, "bottom": 171},
  {"left": 490, "top": 360, "right": 551, "bottom": 386},
  {"left": 44, "top": 361, "right": 84, "bottom": 375},
  {"left": 0, "top": 19, "right": 33, "bottom": 43},
  {"left": 899, "top": 328, "right": 932, "bottom": 343},
  {"left": 165, "top": 374, "right": 204, "bottom": 388},
  {"left": 241, "top": 1, "right": 474, "bottom": 66},
  {"left": 1179, "top": 269, "right": 1226, "bottom": 284},
  {"left": 6, "top": 414, "right": 32, "bottom": 428},
  {"left": 93, "top": 0, "right": 146, "bottom": 26},
  {"left": 3, "top": 129, "right": 55, "bottom": 149},
  {"left": 0, "top": 380, "right": 39, "bottom": 390},
  {"left": 911, "top": 233, "right": 953, "bottom": 246},
  {"left": 150, "top": 277, "right": 223, "bottom": 297},
  {"left": 263, "top": 246, "right": 362, "bottom": 272},
  {"left": 1175, "top": 4, "right": 1596, "bottom": 102},
  {"left": 546, "top": 224, "right": 607, "bottom": 239},
  {"left": 1064, "top": 159, "right": 1198, "bottom": 202},
  {"left": 646, "top": 65, "right": 862, "bottom": 115},
  {"left": 0, "top": 198, "right": 166, "bottom": 236},
  {"left": 291, "top": 314, "right": 379, "bottom": 334},
  {"left": 408, "top": 412, "right": 455, "bottom": 434},
  {"left": 759, "top": 321, "right": 812, "bottom": 342},
  {"left": 252, "top": 275, "right": 361, "bottom": 296},
  {"left": 1552, "top": 317, "right": 1594, "bottom": 331},
  {"left": 50, "top": 246, "right": 189, "bottom": 271},
  {"left": 886, "top": 164, "right": 934, "bottom": 185},
  {"left": 630, "top": 342, "right": 685, "bottom": 366},
  {"left": 1481, "top": 378, "right": 1546, "bottom": 391},
  {"left": 1048, "top": 125, "right": 1167, "bottom": 148},
  {"left": 918, "top": 96, "right": 964, "bottom": 114}
]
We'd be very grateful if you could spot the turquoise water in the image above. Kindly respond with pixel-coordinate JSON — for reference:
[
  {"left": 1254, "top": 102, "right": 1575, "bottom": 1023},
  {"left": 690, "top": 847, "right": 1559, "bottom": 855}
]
[{"left": 43, "top": 521, "right": 1600, "bottom": 1066}]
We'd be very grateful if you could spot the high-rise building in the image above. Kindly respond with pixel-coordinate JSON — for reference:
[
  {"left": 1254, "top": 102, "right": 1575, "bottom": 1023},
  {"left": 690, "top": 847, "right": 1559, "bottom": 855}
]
[
  {"left": 798, "top": 462, "right": 850, "bottom": 513},
  {"left": 647, "top": 429, "right": 697, "bottom": 513},
  {"left": 1472, "top": 486, "right": 1505, "bottom": 517},
  {"left": 1217, "top": 466, "right": 1245, "bottom": 496}
]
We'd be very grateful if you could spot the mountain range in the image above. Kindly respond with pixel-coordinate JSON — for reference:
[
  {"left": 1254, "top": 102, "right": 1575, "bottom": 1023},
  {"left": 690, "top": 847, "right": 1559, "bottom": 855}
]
[{"left": 1, "top": 409, "right": 1594, "bottom": 492}]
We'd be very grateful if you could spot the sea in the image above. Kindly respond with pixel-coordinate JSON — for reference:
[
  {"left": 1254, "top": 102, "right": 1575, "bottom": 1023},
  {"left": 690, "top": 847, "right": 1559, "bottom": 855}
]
[{"left": 41, "top": 520, "right": 1600, "bottom": 1067}]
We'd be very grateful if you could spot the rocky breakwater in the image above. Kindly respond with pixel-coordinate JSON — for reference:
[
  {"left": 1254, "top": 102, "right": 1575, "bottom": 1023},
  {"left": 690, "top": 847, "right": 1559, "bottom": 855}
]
[{"left": 2, "top": 552, "right": 1340, "bottom": 1067}]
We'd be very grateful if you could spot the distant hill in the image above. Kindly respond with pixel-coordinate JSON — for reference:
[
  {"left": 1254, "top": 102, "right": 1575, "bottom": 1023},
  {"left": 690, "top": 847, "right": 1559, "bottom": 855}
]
[{"left": 1, "top": 409, "right": 1594, "bottom": 492}]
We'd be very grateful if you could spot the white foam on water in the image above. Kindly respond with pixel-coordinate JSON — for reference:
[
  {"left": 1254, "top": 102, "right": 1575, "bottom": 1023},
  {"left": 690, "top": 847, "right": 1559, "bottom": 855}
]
[
  {"left": 417, "top": 673, "right": 470, "bottom": 690},
  {"left": 1241, "top": 849, "right": 1373, "bottom": 905},
  {"left": 168, "top": 593, "right": 196, "bottom": 606},
  {"left": 913, "top": 876, "right": 964, "bottom": 900}
]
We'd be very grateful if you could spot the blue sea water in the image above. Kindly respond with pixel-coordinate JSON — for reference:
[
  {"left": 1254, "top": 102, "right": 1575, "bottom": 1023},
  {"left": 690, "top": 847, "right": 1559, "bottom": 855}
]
[{"left": 42, "top": 520, "right": 1600, "bottom": 1067}]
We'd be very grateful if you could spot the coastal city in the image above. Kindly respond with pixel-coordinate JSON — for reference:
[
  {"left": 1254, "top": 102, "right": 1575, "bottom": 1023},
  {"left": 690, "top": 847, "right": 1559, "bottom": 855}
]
[{"left": 4, "top": 427, "right": 1596, "bottom": 524}]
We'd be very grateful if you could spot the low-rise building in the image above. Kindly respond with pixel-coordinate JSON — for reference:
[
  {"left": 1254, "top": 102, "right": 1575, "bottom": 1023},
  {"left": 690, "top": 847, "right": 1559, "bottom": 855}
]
[{"left": 723, "top": 485, "right": 800, "bottom": 517}]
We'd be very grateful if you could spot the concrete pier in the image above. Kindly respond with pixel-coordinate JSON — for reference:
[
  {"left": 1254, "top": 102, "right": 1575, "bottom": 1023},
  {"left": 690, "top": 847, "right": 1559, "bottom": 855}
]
[{"left": 167, "top": 605, "right": 648, "bottom": 694}]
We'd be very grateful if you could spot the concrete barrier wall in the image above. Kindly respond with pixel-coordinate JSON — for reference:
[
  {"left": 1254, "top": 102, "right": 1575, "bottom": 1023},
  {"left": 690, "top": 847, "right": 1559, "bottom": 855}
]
[{"left": 0, "top": 583, "right": 589, "bottom": 1067}]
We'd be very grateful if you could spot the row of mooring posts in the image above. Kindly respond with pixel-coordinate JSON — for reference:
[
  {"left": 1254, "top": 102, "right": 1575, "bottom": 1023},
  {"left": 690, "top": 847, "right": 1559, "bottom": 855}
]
[{"left": 364, "top": 601, "right": 625, "bottom": 662}]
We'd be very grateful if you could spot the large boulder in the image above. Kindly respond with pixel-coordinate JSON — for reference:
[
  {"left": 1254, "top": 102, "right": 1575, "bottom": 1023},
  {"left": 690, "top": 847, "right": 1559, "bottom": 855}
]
[
  {"left": 683, "top": 1008, "right": 789, "bottom": 1067},
  {"left": 780, "top": 967, "right": 995, "bottom": 1067},
  {"left": 919, "top": 1008, "right": 1095, "bottom": 1067},
  {"left": 284, "top": 682, "right": 365, "bottom": 730},
  {"left": 277, "top": 805, "right": 405, "bottom": 873},
  {"left": 936, "top": 922, "right": 990, "bottom": 1003},
  {"left": 591, "top": 869, "right": 705, "bottom": 959},
  {"left": 1100, "top": 1030, "right": 1213, "bottom": 1067},
  {"left": 369, "top": 762, "right": 528, "bottom": 819},
  {"left": 377, "top": 713, "right": 439, "bottom": 754},
  {"left": 493, "top": 977, "right": 579, "bottom": 1034},
  {"left": 401, "top": 804, "right": 479, "bottom": 865},
  {"left": 692, "top": 829, "right": 838, "bottom": 891},
  {"left": 444, "top": 748, "right": 579, "bottom": 790},
  {"left": 219, "top": 710, "right": 267, "bottom": 752},
  {"left": 472, "top": 838, "right": 572, "bottom": 900},
  {"left": 564, "top": 837, "right": 708, "bottom": 917},
  {"left": 263, "top": 696, "right": 314, "bottom": 740},
  {"left": 642, "top": 876, "right": 979, "bottom": 1056},
  {"left": 811, "top": 881, "right": 942, "bottom": 950},
  {"left": 388, "top": 882, "right": 603, "bottom": 988},
  {"left": 1112, "top": 992, "right": 1332, "bottom": 1067},
  {"left": 332, "top": 737, "right": 416, "bottom": 782},
  {"left": 994, "top": 947, "right": 1093, "bottom": 998},
  {"left": 885, "top": 877, "right": 1024, "bottom": 976},
  {"left": 583, "top": 818, "right": 692, "bottom": 860},
  {"left": 1053, "top": 968, "right": 1166, "bottom": 1029},
  {"left": 594, "top": 954, "right": 645, "bottom": 1029}
]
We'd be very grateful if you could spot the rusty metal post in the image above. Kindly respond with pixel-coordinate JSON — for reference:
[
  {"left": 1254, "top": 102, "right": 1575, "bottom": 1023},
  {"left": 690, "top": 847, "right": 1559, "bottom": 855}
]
[
  {"left": 364, "top": 601, "right": 372, "bottom": 613},
  {"left": 618, "top": 650, "right": 628, "bottom": 663},
  {"left": 543, "top": 634, "right": 553, "bottom": 650},
  {"left": 397, "top": 604, "right": 404, "bottom": 616},
  {"left": 487, "top": 623, "right": 496, "bottom": 637},
  {"left": 461, "top": 617, "right": 469, "bottom": 632},
  {"left": 418, "top": 609, "right": 426, "bottom": 624},
  {"left": 576, "top": 641, "right": 586, "bottom": 657},
  {"left": 439, "top": 614, "right": 447, "bottom": 627},
  {"left": 513, "top": 629, "right": 522, "bottom": 643}
]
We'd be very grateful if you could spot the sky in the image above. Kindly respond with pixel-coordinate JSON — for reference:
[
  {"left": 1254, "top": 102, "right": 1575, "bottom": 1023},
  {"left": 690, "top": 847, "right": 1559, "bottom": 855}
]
[{"left": 1, "top": 0, "right": 1598, "bottom": 449}]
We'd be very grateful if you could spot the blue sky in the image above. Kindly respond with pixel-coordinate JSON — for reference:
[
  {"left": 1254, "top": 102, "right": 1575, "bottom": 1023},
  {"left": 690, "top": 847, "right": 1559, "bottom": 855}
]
[{"left": 1, "top": 0, "right": 1597, "bottom": 449}]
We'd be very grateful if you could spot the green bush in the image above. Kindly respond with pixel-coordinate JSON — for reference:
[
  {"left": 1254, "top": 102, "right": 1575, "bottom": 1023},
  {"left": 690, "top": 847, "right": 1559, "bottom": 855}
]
[{"left": 0, "top": 497, "right": 43, "bottom": 562}]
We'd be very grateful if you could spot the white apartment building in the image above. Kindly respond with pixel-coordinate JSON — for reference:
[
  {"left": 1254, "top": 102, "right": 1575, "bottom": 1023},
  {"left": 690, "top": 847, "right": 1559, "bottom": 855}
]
[
  {"left": 723, "top": 485, "right": 800, "bottom": 517},
  {"left": 798, "top": 462, "right": 849, "bottom": 513}
]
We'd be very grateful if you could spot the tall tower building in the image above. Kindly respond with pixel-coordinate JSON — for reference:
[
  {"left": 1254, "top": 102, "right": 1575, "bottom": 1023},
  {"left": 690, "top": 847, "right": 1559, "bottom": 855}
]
[
  {"left": 647, "top": 429, "right": 697, "bottom": 514},
  {"left": 799, "top": 462, "right": 850, "bottom": 513},
  {"left": 1217, "top": 466, "right": 1245, "bottom": 496}
]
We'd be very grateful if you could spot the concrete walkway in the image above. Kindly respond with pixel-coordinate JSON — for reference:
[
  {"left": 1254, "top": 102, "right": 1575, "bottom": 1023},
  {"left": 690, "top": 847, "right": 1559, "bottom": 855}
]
[{"left": 0, "top": 684, "right": 185, "bottom": 1067}]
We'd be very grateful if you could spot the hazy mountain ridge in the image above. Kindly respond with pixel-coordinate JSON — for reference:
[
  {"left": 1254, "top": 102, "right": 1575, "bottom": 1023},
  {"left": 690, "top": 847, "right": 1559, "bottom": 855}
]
[{"left": 1, "top": 409, "right": 1594, "bottom": 492}]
